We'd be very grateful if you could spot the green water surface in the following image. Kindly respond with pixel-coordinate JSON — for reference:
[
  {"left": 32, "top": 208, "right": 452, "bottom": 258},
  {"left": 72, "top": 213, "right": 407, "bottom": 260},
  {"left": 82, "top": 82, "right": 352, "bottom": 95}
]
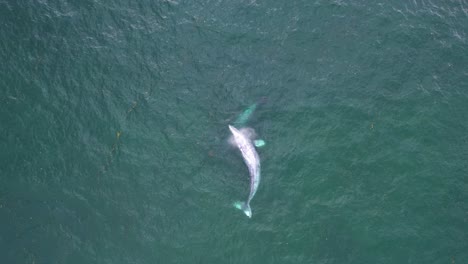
[{"left": 1, "top": 0, "right": 467, "bottom": 263}]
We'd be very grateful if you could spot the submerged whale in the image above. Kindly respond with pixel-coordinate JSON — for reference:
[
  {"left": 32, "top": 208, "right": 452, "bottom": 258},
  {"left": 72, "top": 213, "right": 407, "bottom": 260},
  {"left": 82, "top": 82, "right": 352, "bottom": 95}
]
[{"left": 228, "top": 125, "right": 261, "bottom": 218}]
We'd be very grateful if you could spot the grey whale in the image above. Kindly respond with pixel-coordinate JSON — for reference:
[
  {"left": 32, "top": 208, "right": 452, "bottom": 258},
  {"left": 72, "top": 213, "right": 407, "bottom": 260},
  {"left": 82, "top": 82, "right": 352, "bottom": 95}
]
[{"left": 228, "top": 125, "right": 261, "bottom": 218}]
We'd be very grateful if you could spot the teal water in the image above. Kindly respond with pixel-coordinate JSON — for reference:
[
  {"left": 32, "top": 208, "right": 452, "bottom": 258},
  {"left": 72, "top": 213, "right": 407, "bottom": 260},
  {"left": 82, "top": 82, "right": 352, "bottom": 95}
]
[{"left": 1, "top": 0, "right": 468, "bottom": 263}]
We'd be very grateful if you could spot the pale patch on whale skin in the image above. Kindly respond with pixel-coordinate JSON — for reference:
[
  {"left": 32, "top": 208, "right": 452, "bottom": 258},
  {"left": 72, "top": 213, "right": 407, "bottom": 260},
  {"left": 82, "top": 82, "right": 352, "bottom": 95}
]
[{"left": 239, "top": 127, "right": 257, "bottom": 140}]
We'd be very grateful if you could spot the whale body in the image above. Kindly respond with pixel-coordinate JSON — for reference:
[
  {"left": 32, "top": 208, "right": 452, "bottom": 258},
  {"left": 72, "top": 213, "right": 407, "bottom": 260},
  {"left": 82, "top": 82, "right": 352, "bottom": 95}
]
[{"left": 228, "top": 125, "right": 261, "bottom": 218}]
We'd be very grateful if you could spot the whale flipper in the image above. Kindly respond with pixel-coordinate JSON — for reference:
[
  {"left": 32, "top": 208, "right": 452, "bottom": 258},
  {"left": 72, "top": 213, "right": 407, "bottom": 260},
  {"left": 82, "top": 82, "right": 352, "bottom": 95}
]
[{"left": 254, "top": 139, "right": 265, "bottom": 148}]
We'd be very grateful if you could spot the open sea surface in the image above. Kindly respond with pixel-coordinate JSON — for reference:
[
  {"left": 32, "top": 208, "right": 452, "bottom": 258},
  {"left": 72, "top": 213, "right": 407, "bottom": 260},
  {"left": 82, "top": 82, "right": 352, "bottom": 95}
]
[{"left": 1, "top": 0, "right": 467, "bottom": 263}]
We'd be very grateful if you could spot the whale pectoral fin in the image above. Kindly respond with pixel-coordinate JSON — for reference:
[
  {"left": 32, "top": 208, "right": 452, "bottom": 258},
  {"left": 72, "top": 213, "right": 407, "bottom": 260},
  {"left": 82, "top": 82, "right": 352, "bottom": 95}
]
[{"left": 254, "top": 139, "right": 265, "bottom": 148}]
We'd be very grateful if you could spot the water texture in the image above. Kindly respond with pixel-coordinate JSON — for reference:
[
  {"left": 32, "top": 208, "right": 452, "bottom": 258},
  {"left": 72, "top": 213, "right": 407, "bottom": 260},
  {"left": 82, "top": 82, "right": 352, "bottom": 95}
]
[{"left": 1, "top": 0, "right": 467, "bottom": 263}]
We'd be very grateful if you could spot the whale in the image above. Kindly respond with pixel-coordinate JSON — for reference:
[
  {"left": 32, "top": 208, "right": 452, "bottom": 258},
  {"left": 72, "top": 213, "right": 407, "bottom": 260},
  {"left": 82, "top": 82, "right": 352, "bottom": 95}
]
[{"left": 228, "top": 125, "right": 261, "bottom": 218}]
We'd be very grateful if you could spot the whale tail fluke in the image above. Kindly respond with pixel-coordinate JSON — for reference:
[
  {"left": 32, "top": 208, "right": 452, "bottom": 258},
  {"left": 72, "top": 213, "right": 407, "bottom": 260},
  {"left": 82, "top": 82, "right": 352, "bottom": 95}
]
[{"left": 233, "top": 201, "right": 252, "bottom": 218}]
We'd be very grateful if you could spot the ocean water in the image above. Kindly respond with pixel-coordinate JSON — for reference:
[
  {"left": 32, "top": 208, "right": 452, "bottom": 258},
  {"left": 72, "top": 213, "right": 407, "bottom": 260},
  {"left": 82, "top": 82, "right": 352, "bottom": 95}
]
[{"left": 1, "top": 0, "right": 467, "bottom": 263}]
